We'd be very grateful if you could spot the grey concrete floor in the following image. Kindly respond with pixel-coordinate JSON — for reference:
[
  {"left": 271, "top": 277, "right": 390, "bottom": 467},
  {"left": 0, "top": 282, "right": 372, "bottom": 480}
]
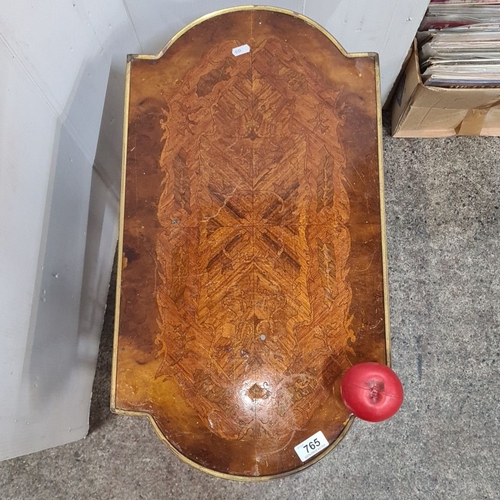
[{"left": 1, "top": 119, "right": 499, "bottom": 499}]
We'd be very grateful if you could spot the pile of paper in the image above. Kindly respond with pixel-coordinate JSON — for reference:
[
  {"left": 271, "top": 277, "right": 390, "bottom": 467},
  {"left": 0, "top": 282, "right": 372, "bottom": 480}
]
[{"left": 419, "top": 0, "right": 500, "bottom": 87}]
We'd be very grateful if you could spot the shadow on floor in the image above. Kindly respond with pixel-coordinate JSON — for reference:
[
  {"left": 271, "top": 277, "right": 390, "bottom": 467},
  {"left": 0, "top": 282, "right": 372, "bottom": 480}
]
[{"left": 89, "top": 256, "right": 117, "bottom": 434}]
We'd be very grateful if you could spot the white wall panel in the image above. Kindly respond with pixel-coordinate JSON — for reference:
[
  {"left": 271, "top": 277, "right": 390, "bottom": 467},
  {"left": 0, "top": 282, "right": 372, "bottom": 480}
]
[
  {"left": 304, "top": 0, "right": 428, "bottom": 103},
  {"left": 78, "top": 169, "right": 119, "bottom": 367},
  {"left": 121, "top": 0, "right": 185, "bottom": 55},
  {"left": 0, "top": 0, "right": 135, "bottom": 459},
  {"left": 74, "top": 0, "right": 142, "bottom": 66},
  {"left": 26, "top": 125, "right": 94, "bottom": 415},
  {"left": 93, "top": 68, "right": 129, "bottom": 196},
  {"left": 123, "top": 0, "right": 305, "bottom": 54},
  {"left": 0, "top": 1, "right": 140, "bottom": 154},
  {"left": 0, "top": 35, "right": 59, "bottom": 458},
  {"left": 0, "top": 2, "right": 102, "bottom": 117},
  {"left": 2, "top": 126, "right": 95, "bottom": 458}
]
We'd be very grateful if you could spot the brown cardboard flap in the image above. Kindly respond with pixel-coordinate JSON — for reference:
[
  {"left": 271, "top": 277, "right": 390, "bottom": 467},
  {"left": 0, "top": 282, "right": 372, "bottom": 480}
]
[
  {"left": 456, "top": 96, "right": 500, "bottom": 135},
  {"left": 456, "top": 108, "right": 489, "bottom": 136}
]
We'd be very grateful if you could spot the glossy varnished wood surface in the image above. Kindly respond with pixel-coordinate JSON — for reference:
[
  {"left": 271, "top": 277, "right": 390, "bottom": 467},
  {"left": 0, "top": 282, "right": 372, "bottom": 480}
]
[{"left": 113, "top": 8, "right": 387, "bottom": 479}]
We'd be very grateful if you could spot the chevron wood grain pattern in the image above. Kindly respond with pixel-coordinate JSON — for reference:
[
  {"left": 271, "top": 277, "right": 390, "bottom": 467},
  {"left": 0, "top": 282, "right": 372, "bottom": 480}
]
[{"left": 113, "top": 8, "right": 386, "bottom": 479}]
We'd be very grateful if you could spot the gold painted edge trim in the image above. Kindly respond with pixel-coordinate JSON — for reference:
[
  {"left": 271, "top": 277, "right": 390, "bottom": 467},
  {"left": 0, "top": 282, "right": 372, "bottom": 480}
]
[
  {"left": 374, "top": 55, "right": 392, "bottom": 368},
  {"left": 110, "top": 58, "right": 132, "bottom": 413},
  {"left": 111, "top": 4, "right": 386, "bottom": 481}
]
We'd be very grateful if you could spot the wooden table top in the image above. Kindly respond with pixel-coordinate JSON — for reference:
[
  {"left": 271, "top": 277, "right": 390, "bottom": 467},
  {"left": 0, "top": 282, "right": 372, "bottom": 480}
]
[{"left": 112, "top": 7, "right": 388, "bottom": 480}]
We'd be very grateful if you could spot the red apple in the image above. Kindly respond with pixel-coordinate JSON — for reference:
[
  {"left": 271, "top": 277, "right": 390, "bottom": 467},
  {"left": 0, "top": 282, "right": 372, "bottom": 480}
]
[{"left": 340, "top": 362, "right": 403, "bottom": 422}]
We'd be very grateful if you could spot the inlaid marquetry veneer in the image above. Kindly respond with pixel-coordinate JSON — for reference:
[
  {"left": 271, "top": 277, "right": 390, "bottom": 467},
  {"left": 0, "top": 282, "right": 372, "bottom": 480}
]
[{"left": 112, "top": 6, "right": 389, "bottom": 480}]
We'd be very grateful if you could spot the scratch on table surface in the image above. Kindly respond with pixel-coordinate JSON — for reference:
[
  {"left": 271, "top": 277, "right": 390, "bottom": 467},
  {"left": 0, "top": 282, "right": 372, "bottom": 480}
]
[
  {"left": 354, "top": 250, "right": 376, "bottom": 272},
  {"left": 202, "top": 182, "right": 242, "bottom": 223}
]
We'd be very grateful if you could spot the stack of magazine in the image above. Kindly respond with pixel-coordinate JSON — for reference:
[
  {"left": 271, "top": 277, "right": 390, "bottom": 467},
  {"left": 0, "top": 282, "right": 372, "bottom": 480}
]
[{"left": 419, "top": 0, "right": 500, "bottom": 88}]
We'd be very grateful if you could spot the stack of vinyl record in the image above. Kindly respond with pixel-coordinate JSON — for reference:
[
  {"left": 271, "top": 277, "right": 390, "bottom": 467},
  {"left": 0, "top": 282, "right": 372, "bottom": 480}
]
[{"left": 419, "top": 0, "right": 500, "bottom": 88}]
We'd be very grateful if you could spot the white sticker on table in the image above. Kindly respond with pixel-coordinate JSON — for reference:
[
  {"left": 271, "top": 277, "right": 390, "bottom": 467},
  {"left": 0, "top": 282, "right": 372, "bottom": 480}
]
[
  {"left": 232, "top": 44, "right": 250, "bottom": 57},
  {"left": 294, "top": 430, "right": 329, "bottom": 462}
]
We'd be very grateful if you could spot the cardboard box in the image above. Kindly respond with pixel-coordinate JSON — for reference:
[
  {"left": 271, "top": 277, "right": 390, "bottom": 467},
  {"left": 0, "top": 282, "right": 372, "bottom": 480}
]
[{"left": 392, "top": 40, "right": 500, "bottom": 137}]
